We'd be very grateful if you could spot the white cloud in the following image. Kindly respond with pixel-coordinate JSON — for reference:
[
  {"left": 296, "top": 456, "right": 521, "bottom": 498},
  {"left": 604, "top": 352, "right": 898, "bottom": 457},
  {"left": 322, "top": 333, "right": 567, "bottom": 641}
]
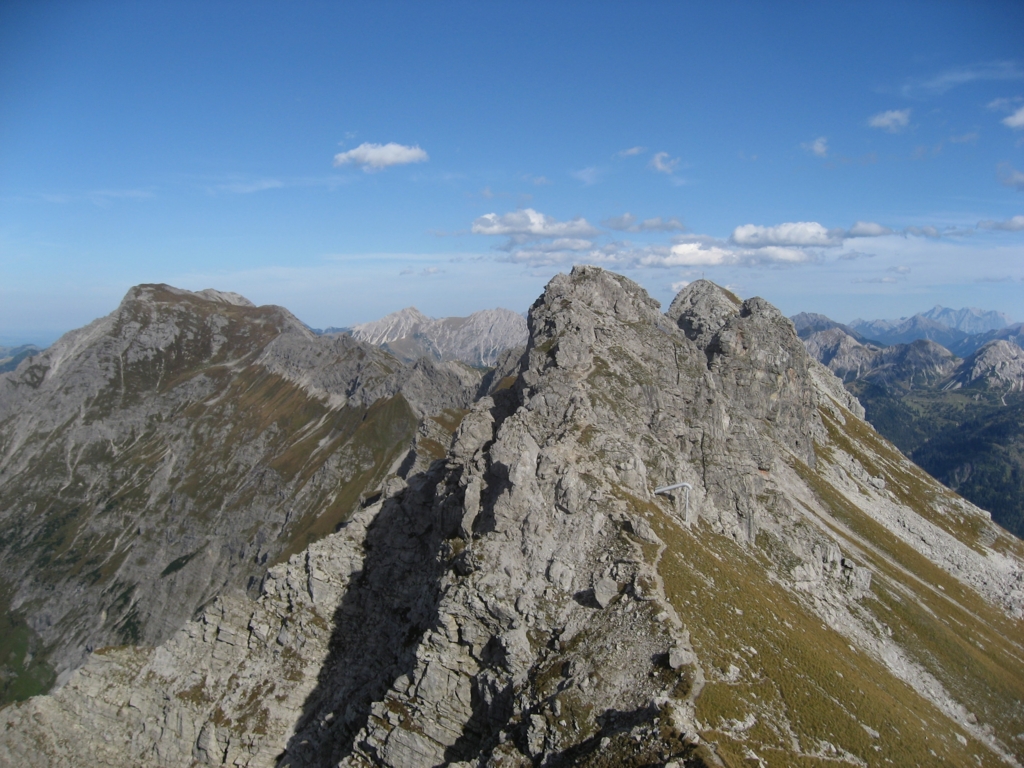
[
  {"left": 1003, "top": 106, "right": 1024, "bottom": 129},
  {"left": 618, "top": 146, "right": 647, "bottom": 157},
  {"left": 639, "top": 240, "right": 817, "bottom": 268},
  {"left": 333, "top": 142, "right": 428, "bottom": 172},
  {"left": 571, "top": 167, "right": 600, "bottom": 185},
  {"left": 888, "top": 265, "right": 911, "bottom": 274},
  {"left": 902, "top": 62, "right": 1024, "bottom": 97},
  {"left": 998, "top": 164, "right": 1024, "bottom": 191},
  {"left": 471, "top": 208, "right": 599, "bottom": 238},
  {"left": 602, "top": 213, "right": 685, "bottom": 232},
  {"left": 731, "top": 221, "right": 842, "bottom": 247},
  {"left": 949, "top": 132, "right": 979, "bottom": 144},
  {"left": 670, "top": 280, "right": 691, "bottom": 292},
  {"left": 802, "top": 137, "right": 828, "bottom": 157},
  {"left": 649, "top": 152, "right": 680, "bottom": 174},
  {"left": 755, "top": 246, "right": 818, "bottom": 263},
  {"left": 988, "top": 97, "right": 1023, "bottom": 111},
  {"left": 649, "top": 242, "right": 735, "bottom": 266},
  {"left": 868, "top": 109, "right": 911, "bottom": 133},
  {"left": 978, "top": 215, "right": 1024, "bottom": 231},
  {"left": 847, "top": 221, "right": 893, "bottom": 237},
  {"left": 853, "top": 276, "right": 898, "bottom": 284}
]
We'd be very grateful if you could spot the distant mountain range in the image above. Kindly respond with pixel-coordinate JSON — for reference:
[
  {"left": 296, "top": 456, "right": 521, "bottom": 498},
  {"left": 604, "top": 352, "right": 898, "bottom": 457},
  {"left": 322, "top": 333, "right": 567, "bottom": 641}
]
[
  {"left": 0, "top": 345, "right": 41, "bottom": 374},
  {"left": 838, "top": 305, "right": 1017, "bottom": 354},
  {"left": 794, "top": 306, "right": 1024, "bottom": 537},
  {"left": 316, "top": 306, "right": 529, "bottom": 368}
]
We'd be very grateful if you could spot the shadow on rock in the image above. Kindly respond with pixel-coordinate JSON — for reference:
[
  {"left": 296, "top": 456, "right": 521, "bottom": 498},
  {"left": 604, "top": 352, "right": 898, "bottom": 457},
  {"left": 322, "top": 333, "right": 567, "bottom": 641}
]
[{"left": 276, "top": 468, "right": 449, "bottom": 767}]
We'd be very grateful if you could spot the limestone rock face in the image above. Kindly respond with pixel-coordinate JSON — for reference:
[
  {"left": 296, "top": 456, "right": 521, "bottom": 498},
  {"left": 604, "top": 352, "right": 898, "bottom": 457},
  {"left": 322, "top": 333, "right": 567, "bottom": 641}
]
[
  {"left": 803, "top": 327, "right": 882, "bottom": 383},
  {"left": 948, "top": 340, "right": 1024, "bottom": 392},
  {"left": 350, "top": 307, "right": 528, "bottom": 368},
  {"left": 0, "top": 284, "right": 477, "bottom": 691},
  {"left": 3, "top": 268, "right": 1024, "bottom": 767}
]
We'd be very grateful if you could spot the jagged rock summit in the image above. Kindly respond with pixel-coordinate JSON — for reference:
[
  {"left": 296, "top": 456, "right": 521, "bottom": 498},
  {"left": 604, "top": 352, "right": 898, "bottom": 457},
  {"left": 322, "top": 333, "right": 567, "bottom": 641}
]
[
  {"left": 2, "top": 268, "right": 1023, "bottom": 767},
  {"left": 0, "top": 283, "right": 478, "bottom": 700}
]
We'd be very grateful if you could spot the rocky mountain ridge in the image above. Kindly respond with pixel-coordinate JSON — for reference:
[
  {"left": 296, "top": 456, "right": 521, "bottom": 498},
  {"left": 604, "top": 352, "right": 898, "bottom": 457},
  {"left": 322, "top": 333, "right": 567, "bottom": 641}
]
[
  {"left": 348, "top": 307, "right": 529, "bottom": 368},
  {"left": 850, "top": 304, "right": 1013, "bottom": 342},
  {"left": 0, "top": 284, "right": 478, "bottom": 703},
  {"left": 2, "top": 269, "right": 1023, "bottom": 767},
  {"left": 920, "top": 305, "right": 1014, "bottom": 335}
]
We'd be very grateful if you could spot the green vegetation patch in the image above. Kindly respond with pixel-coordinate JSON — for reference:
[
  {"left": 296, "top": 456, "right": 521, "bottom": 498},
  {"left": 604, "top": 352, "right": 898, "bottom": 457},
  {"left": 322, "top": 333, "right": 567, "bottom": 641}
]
[
  {"left": 0, "top": 587, "right": 56, "bottom": 708},
  {"left": 273, "top": 393, "right": 419, "bottom": 564}
]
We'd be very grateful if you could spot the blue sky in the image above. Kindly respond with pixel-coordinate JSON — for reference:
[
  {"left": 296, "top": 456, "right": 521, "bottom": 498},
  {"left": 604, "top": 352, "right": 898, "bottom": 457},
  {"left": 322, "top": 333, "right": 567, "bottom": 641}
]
[{"left": 2, "top": 1, "right": 1023, "bottom": 346}]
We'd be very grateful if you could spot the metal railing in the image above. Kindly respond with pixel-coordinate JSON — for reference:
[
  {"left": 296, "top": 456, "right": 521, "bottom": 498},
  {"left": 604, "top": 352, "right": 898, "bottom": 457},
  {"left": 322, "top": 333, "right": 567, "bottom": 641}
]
[{"left": 654, "top": 481, "right": 692, "bottom": 521}]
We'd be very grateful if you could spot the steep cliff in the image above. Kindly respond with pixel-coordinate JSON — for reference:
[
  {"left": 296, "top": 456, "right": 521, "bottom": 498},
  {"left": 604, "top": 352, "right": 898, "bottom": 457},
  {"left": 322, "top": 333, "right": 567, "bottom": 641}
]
[{"left": 2, "top": 270, "right": 1023, "bottom": 767}]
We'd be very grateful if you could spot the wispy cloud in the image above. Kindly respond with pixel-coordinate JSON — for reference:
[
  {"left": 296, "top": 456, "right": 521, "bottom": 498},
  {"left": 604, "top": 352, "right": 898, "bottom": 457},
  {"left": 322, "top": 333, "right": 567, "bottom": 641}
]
[
  {"left": 998, "top": 163, "right": 1024, "bottom": 191},
  {"left": 949, "top": 132, "right": 979, "bottom": 144},
  {"left": 602, "top": 213, "right": 685, "bottom": 232},
  {"left": 978, "top": 214, "right": 1024, "bottom": 231},
  {"left": 868, "top": 109, "right": 911, "bottom": 133},
  {"left": 618, "top": 146, "right": 647, "bottom": 157},
  {"left": 523, "top": 174, "right": 551, "bottom": 186},
  {"left": 853, "top": 276, "right": 898, "bottom": 284},
  {"left": 802, "top": 137, "right": 828, "bottom": 158},
  {"left": 649, "top": 152, "right": 681, "bottom": 174},
  {"left": 212, "top": 179, "right": 284, "bottom": 194},
  {"left": 847, "top": 221, "right": 893, "bottom": 237},
  {"left": 901, "top": 61, "right": 1024, "bottom": 97},
  {"left": 571, "top": 167, "right": 600, "bottom": 185},
  {"left": 987, "top": 97, "right": 1023, "bottom": 112},
  {"left": 23, "top": 187, "right": 156, "bottom": 205},
  {"left": 333, "top": 142, "right": 428, "bottom": 172}
]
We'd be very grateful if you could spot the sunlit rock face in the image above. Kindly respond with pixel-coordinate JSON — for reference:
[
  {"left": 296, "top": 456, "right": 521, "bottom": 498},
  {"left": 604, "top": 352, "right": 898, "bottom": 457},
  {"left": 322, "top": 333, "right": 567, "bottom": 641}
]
[
  {"left": 2, "top": 268, "right": 1023, "bottom": 768},
  {"left": 0, "top": 283, "right": 477, "bottom": 698}
]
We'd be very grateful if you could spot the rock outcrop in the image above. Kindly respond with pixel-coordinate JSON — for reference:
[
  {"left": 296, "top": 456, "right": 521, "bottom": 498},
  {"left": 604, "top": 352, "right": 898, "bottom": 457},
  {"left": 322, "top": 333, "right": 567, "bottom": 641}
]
[
  {"left": 2, "top": 269, "right": 1024, "bottom": 767},
  {"left": 947, "top": 340, "right": 1024, "bottom": 393},
  {"left": 0, "top": 284, "right": 477, "bottom": 698}
]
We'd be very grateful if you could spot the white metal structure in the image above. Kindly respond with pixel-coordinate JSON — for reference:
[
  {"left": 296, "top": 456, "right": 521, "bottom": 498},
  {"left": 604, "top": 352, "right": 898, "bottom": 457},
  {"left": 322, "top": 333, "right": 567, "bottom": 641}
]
[{"left": 654, "top": 481, "right": 693, "bottom": 522}]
